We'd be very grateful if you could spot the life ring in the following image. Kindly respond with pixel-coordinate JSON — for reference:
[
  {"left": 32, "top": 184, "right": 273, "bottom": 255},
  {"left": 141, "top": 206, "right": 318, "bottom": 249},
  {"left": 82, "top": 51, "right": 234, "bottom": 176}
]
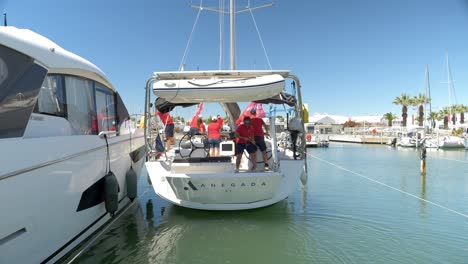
[{"left": 306, "top": 134, "right": 312, "bottom": 142}]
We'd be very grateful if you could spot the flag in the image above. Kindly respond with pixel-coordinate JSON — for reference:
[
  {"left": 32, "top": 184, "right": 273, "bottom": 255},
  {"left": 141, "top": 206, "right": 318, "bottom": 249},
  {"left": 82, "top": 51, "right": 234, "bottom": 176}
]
[
  {"left": 189, "top": 103, "right": 204, "bottom": 128},
  {"left": 236, "top": 102, "right": 266, "bottom": 125}
]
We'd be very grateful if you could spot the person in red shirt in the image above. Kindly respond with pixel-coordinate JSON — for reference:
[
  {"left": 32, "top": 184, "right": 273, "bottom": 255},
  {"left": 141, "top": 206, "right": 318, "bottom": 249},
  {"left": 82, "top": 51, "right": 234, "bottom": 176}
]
[
  {"left": 235, "top": 116, "right": 257, "bottom": 172},
  {"left": 207, "top": 116, "right": 223, "bottom": 156},
  {"left": 156, "top": 111, "right": 174, "bottom": 151},
  {"left": 197, "top": 117, "right": 206, "bottom": 134},
  {"left": 250, "top": 108, "right": 270, "bottom": 169}
]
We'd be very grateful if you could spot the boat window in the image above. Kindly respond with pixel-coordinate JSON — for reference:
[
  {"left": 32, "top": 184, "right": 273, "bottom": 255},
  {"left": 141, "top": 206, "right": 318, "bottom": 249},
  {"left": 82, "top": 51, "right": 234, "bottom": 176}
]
[
  {"left": 34, "top": 75, "right": 66, "bottom": 117},
  {"left": 115, "top": 92, "right": 129, "bottom": 127},
  {"left": 95, "top": 84, "right": 116, "bottom": 133},
  {"left": 0, "top": 44, "right": 47, "bottom": 138},
  {"left": 65, "top": 76, "right": 97, "bottom": 135}
]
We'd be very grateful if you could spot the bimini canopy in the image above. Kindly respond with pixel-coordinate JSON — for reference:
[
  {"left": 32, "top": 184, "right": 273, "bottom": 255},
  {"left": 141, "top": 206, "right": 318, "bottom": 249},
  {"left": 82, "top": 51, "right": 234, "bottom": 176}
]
[
  {"left": 254, "top": 92, "right": 297, "bottom": 107},
  {"left": 154, "top": 97, "right": 198, "bottom": 113},
  {"left": 151, "top": 70, "right": 290, "bottom": 103}
]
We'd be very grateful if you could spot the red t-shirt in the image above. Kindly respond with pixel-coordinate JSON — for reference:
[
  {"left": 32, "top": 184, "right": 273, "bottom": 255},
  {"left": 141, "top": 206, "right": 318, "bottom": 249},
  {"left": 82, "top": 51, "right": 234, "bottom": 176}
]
[
  {"left": 251, "top": 117, "right": 265, "bottom": 137},
  {"left": 157, "top": 111, "right": 173, "bottom": 125},
  {"left": 236, "top": 124, "right": 254, "bottom": 143},
  {"left": 199, "top": 123, "right": 206, "bottom": 133},
  {"left": 208, "top": 122, "right": 222, "bottom": 139}
]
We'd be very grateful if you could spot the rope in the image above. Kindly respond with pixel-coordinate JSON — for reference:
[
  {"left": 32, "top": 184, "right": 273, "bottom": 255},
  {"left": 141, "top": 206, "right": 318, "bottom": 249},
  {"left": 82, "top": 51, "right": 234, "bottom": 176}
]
[
  {"left": 104, "top": 134, "right": 111, "bottom": 173},
  {"left": 248, "top": 6, "right": 272, "bottom": 70},
  {"left": 179, "top": 0, "right": 203, "bottom": 71},
  {"left": 308, "top": 153, "right": 468, "bottom": 219}
]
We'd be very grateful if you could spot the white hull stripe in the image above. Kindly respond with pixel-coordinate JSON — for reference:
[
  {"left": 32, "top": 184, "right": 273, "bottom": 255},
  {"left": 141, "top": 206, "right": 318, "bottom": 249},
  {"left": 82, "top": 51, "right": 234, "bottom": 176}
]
[{"left": 0, "top": 136, "right": 144, "bottom": 181}]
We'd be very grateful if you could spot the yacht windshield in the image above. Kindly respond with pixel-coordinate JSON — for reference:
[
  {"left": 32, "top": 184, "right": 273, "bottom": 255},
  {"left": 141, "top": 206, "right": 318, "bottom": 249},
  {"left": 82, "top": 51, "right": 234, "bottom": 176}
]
[{"left": 0, "top": 45, "right": 47, "bottom": 138}]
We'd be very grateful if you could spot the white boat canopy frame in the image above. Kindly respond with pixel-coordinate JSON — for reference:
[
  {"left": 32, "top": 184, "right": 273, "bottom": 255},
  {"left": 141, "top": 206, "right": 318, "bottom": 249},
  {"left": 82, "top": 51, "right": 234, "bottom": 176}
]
[{"left": 143, "top": 70, "right": 307, "bottom": 168}]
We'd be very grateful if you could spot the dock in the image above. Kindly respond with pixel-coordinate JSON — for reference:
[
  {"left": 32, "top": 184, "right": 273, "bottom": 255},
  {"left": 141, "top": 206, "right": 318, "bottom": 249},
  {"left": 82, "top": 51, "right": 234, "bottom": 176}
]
[{"left": 329, "top": 134, "right": 393, "bottom": 144}]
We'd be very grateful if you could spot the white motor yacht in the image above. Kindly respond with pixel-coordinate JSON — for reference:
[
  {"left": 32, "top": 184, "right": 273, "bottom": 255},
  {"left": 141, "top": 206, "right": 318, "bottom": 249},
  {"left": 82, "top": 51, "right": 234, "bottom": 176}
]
[
  {"left": 0, "top": 27, "right": 145, "bottom": 263},
  {"left": 424, "top": 136, "right": 464, "bottom": 149}
]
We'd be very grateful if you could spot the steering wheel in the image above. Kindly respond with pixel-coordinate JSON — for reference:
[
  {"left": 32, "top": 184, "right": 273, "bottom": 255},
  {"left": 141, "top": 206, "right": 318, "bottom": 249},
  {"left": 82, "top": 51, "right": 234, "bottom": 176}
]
[{"left": 178, "top": 132, "right": 210, "bottom": 158}]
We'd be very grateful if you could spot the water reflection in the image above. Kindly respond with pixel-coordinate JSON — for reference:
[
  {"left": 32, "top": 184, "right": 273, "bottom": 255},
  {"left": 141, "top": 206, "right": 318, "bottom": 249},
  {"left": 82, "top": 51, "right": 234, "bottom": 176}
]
[
  {"left": 143, "top": 200, "right": 295, "bottom": 264},
  {"left": 419, "top": 174, "right": 427, "bottom": 217},
  {"left": 70, "top": 144, "right": 468, "bottom": 264}
]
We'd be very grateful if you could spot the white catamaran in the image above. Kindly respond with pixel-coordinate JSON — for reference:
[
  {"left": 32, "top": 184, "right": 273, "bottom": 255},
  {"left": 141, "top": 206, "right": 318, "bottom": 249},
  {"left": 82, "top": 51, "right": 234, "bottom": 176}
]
[{"left": 144, "top": 0, "right": 307, "bottom": 210}]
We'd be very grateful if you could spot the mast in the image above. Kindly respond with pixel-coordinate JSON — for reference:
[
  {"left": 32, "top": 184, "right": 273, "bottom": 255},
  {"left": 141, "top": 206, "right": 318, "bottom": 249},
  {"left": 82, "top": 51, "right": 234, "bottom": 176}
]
[
  {"left": 425, "top": 64, "right": 432, "bottom": 128},
  {"left": 191, "top": 0, "right": 272, "bottom": 70},
  {"left": 230, "top": 0, "right": 236, "bottom": 70},
  {"left": 446, "top": 50, "right": 453, "bottom": 117}
]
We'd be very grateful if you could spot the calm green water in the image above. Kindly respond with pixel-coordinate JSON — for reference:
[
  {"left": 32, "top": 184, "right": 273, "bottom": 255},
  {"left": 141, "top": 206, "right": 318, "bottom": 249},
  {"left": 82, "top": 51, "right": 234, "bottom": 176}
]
[{"left": 70, "top": 144, "right": 468, "bottom": 264}]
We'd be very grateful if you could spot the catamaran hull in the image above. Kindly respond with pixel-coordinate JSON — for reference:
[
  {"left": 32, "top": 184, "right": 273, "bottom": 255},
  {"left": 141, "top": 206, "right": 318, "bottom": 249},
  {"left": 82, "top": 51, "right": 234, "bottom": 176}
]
[
  {"left": 146, "top": 160, "right": 304, "bottom": 210},
  {"left": 152, "top": 74, "right": 285, "bottom": 103},
  {"left": 0, "top": 132, "right": 144, "bottom": 263}
]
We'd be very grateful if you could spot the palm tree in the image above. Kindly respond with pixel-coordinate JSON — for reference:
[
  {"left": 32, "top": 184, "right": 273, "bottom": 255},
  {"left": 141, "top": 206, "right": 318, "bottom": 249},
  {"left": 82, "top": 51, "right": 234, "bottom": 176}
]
[
  {"left": 453, "top": 104, "right": 466, "bottom": 125},
  {"left": 427, "top": 112, "right": 439, "bottom": 129},
  {"left": 461, "top": 105, "right": 467, "bottom": 124},
  {"left": 451, "top": 105, "right": 457, "bottom": 126},
  {"left": 412, "top": 93, "right": 430, "bottom": 127},
  {"left": 393, "top": 93, "right": 412, "bottom": 127},
  {"left": 439, "top": 107, "right": 451, "bottom": 129},
  {"left": 383, "top": 112, "right": 397, "bottom": 127}
]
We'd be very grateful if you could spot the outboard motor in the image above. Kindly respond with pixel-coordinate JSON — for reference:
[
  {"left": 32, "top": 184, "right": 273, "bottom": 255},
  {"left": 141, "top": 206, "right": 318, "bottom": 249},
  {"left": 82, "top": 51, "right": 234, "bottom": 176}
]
[
  {"left": 288, "top": 116, "right": 305, "bottom": 159},
  {"left": 391, "top": 137, "right": 397, "bottom": 147}
]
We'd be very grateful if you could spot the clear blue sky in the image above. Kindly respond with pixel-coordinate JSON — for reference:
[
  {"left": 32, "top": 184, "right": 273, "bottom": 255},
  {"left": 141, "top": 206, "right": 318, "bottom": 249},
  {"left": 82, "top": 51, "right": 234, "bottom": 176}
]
[{"left": 3, "top": 0, "right": 468, "bottom": 118}]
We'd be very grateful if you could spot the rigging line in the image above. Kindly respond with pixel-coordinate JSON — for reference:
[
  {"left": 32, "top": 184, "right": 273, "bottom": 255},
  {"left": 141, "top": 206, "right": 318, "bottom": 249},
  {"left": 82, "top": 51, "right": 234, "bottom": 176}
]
[
  {"left": 179, "top": 0, "right": 203, "bottom": 71},
  {"left": 248, "top": 7, "right": 272, "bottom": 70},
  {"left": 307, "top": 153, "right": 468, "bottom": 219}
]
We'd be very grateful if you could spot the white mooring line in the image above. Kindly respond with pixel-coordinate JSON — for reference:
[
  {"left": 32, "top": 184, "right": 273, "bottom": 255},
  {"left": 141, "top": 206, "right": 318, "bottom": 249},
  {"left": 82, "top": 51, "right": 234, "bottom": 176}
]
[{"left": 307, "top": 154, "right": 468, "bottom": 219}]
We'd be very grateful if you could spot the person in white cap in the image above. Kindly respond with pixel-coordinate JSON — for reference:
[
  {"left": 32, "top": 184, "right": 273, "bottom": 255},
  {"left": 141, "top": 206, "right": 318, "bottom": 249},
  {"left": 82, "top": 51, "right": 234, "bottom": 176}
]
[{"left": 207, "top": 115, "right": 223, "bottom": 156}]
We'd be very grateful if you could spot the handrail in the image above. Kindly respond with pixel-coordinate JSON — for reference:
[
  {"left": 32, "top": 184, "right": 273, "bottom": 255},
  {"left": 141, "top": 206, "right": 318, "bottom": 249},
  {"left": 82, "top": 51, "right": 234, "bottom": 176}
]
[
  {"left": 144, "top": 77, "right": 158, "bottom": 159},
  {"left": 286, "top": 74, "right": 307, "bottom": 173}
]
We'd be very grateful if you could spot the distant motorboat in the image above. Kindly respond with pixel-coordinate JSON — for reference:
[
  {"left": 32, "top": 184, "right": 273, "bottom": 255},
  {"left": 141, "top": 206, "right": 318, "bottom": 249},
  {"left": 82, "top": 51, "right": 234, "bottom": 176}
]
[
  {"left": 424, "top": 136, "right": 464, "bottom": 149},
  {"left": 397, "top": 136, "right": 418, "bottom": 148},
  {"left": 305, "top": 134, "right": 329, "bottom": 148}
]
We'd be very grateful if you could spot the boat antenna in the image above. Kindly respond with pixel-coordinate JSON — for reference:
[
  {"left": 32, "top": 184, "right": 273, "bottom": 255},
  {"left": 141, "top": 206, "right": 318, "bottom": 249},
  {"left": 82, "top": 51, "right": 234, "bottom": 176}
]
[{"left": 3, "top": 13, "right": 7, "bottom": 26}]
